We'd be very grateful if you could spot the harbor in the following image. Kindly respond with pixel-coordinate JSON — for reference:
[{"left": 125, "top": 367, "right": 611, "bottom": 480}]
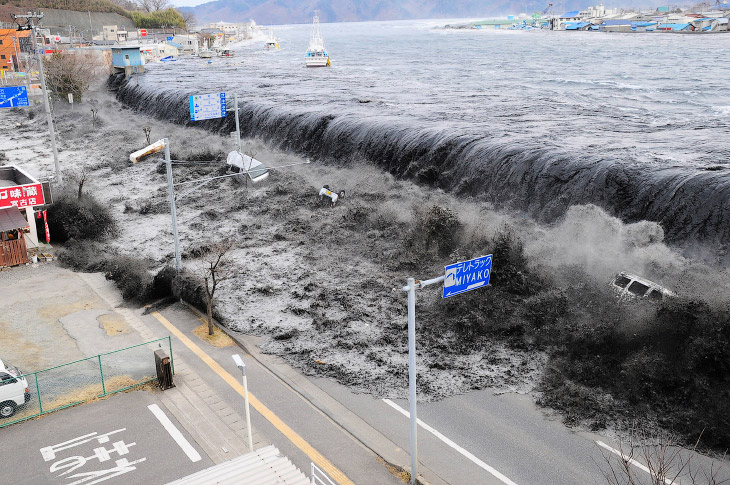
[{"left": 450, "top": 2, "right": 730, "bottom": 32}]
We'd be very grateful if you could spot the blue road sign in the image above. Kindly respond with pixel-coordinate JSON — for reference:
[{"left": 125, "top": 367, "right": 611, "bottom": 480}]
[
  {"left": 167, "top": 36, "right": 174, "bottom": 41},
  {"left": 0, "top": 86, "right": 30, "bottom": 109},
  {"left": 443, "top": 254, "right": 492, "bottom": 298},
  {"left": 189, "top": 92, "right": 227, "bottom": 121}
]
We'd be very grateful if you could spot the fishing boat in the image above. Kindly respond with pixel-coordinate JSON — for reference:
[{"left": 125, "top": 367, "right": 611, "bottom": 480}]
[
  {"left": 305, "top": 12, "right": 330, "bottom": 67},
  {"left": 265, "top": 31, "right": 280, "bottom": 50},
  {"left": 220, "top": 49, "right": 234, "bottom": 57}
]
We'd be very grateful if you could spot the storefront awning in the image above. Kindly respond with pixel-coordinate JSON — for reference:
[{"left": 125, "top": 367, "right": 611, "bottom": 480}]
[{"left": 0, "top": 206, "right": 29, "bottom": 232}]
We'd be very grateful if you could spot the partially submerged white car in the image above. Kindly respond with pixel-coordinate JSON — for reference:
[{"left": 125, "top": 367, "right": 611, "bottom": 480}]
[
  {"left": 611, "top": 272, "right": 675, "bottom": 301},
  {"left": 0, "top": 359, "right": 30, "bottom": 418},
  {"left": 226, "top": 151, "right": 270, "bottom": 184}
]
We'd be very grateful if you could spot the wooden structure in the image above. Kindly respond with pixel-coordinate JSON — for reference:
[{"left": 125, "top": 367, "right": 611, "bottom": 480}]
[{"left": 0, "top": 207, "right": 30, "bottom": 267}]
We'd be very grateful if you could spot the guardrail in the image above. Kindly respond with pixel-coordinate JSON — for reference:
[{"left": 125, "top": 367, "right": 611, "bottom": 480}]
[{"left": 0, "top": 336, "right": 173, "bottom": 428}]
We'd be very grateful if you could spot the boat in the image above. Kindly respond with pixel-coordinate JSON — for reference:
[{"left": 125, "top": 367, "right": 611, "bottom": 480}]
[
  {"left": 200, "top": 50, "right": 213, "bottom": 58},
  {"left": 265, "top": 31, "right": 280, "bottom": 50},
  {"left": 305, "top": 12, "right": 330, "bottom": 67},
  {"left": 220, "top": 49, "right": 234, "bottom": 57}
]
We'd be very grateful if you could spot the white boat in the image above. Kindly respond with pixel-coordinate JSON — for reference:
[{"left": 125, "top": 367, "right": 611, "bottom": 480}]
[
  {"left": 265, "top": 31, "right": 280, "bottom": 50},
  {"left": 200, "top": 50, "right": 213, "bottom": 58},
  {"left": 305, "top": 12, "right": 330, "bottom": 67}
]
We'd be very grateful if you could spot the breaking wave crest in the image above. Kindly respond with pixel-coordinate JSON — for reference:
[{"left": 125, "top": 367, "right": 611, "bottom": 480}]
[{"left": 109, "top": 74, "right": 730, "bottom": 262}]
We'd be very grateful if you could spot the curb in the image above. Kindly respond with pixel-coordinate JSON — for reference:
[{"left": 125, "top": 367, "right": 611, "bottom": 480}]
[{"left": 181, "top": 301, "right": 444, "bottom": 485}]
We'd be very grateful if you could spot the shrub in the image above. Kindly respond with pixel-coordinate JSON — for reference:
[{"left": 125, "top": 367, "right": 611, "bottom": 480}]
[
  {"left": 57, "top": 241, "right": 158, "bottom": 303},
  {"left": 46, "top": 191, "right": 117, "bottom": 242}
]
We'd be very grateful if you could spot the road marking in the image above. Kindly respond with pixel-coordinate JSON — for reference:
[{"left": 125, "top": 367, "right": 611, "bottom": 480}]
[
  {"left": 382, "top": 398, "right": 518, "bottom": 485},
  {"left": 148, "top": 404, "right": 202, "bottom": 463},
  {"left": 596, "top": 440, "right": 677, "bottom": 485},
  {"left": 151, "top": 311, "right": 354, "bottom": 485}
]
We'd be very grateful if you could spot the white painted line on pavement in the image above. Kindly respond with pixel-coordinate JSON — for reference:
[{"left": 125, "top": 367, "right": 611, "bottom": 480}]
[
  {"left": 596, "top": 440, "right": 677, "bottom": 485},
  {"left": 382, "top": 399, "right": 518, "bottom": 485},
  {"left": 148, "top": 404, "right": 202, "bottom": 463}
]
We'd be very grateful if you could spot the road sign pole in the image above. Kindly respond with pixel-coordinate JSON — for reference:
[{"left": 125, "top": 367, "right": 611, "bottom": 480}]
[
  {"left": 402, "top": 274, "right": 446, "bottom": 485},
  {"left": 164, "top": 138, "right": 181, "bottom": 271},
  {"left": 234, "top": 93, "right": 241, "bottom": 154},
  {"left": 406, "top": 277, "right": 418, "bottom": 485}
]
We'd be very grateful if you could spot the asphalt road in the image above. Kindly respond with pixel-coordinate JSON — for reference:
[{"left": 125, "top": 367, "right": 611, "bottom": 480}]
[
  {"left": 143, "top": 304, "right": 399, "bottom": 485},
  {"left": 1, "top": 390, "right": 212, "bottom": 485}
]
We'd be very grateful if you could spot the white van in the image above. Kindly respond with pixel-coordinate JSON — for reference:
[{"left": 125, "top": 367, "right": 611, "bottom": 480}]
[
  {"left": 0, "top": 359, "right": 30, "bottom": 418},
  {"left": 611, "top": 272, "right": 675, "bottom": 301},
  {"left": 226, "top": 151, "right": 270, "bottom": 184}
]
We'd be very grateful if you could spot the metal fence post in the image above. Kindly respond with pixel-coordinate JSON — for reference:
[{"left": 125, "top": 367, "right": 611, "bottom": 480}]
[
  {"left": 168, "top": 336, "right": 175, "bottom": 375},
  {"left": 35, "top": 372, "right": 43, "bottom": 414},
  {"left": 98, "top": 355, "right": 106, "bottom": 396}
]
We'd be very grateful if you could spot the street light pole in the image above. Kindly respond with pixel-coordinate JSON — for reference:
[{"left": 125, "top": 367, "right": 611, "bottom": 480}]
[
  {"left": 13, "top": 12, "right": 62, "bottom": 185},
  {"left": 232, "top": 354, "right": 254, "bottom": 452}
]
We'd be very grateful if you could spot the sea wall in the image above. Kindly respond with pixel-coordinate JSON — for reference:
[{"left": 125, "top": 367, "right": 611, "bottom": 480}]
[{"left": 109, "top": 74, "right": 730, "bottom": 263}]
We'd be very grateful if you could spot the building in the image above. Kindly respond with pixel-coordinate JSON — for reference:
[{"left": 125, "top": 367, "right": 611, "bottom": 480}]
[
  {"left": 140, "top": 43, "right": 179, "bottom": 62},
  {"left": 172, "top": 34, "right": 199, "bottom": 55},
  {"left": 0, "top": 165, "right": 49, "bottom": 267},
  {"left": 0, "top": 29, "right": 31, "bottom": 72},
  {"left": 111, "top": 45, "right": 145, "bottom": 76}
]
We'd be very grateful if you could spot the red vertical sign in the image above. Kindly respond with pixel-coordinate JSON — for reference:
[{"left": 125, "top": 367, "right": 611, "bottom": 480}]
[{"left": 43, "top": 210, "right": 50, "bottom": 243}]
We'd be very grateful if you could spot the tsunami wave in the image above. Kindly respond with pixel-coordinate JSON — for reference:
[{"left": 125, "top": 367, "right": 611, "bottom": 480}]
[{"left": 109, "top": 74, "right": 730, "bottom": 262}]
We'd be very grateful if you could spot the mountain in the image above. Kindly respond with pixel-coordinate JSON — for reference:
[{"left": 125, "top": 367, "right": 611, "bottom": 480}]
[{"left": 181, "top": 0, "right": 597, "bottom": 25}]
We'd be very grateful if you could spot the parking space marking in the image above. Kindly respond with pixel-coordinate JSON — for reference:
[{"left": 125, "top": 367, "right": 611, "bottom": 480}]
[
  {"left": 39, "top": 428, "right": 146, "bottom": 484},
  {"left": 151, "top": 311, "right": 354, "bottom": 485},
  {"left": 383, "top": 398, "right": 519, "bottom": 485},
  {"left": 148, "top": 404, "right": 202, "bottom": 463}
]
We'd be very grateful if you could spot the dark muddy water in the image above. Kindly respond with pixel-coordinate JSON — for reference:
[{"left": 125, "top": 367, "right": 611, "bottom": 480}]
[{"left": 111, "top": 20, "right": 730, "bottom": 260}]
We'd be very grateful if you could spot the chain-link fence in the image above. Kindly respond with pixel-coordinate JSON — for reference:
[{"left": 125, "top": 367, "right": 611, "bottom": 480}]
[{"left": 0, "top": 337, "right": 173, "bottom": 427}]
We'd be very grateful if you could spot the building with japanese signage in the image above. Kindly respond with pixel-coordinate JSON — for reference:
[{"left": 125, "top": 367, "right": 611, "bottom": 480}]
[{"left": 0, "top": 165, "right": 48, "bottom": 267}]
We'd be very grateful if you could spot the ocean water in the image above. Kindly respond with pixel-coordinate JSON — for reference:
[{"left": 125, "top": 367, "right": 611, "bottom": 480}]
[{"left": 113, "top": 20, "right": 730, "bottom": 258}]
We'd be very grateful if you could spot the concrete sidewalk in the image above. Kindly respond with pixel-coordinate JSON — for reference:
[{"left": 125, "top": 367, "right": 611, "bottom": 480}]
[{"left": 77, "top": 273, "right": 265, "bottom": 466}]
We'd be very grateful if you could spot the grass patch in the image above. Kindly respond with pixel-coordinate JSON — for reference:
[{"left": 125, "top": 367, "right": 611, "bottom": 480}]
[{"left": 192, "top": 323, "right": 234, "bottom": 347}]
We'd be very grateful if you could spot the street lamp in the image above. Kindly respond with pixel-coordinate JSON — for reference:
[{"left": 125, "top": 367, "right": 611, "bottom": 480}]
[{"left": 232, "top": 353, "right": 254, "bottom": 451}]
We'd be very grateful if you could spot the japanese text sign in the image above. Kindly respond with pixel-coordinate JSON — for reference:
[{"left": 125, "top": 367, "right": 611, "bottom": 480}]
[
  {"left": 0, "top": 183, "right": 45, "bottom": 209},
  {"left": 189, "top": 92, "right": 227, "bottom": 121},
  {"left": 443, "top": 254, "right": 492, "bottom": 298}
]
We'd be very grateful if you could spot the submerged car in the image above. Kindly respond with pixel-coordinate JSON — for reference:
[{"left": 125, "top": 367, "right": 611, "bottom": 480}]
[
  {"left": 611, "top": 272, "right": 675, "bottom": 301},
  {"left": 0, "top": 359, "right": 30, "bottom": 418}
]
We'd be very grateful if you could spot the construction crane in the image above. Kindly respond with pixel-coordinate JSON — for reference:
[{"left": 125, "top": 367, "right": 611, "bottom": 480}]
[{"left": 541, "top": 3, "right": 557, "bottom": 30}]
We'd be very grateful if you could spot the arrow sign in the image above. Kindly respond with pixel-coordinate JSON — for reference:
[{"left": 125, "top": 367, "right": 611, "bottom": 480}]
[
  {"left": 0, "top": 86, "right": 30, "bottom": 109},
  {"left": 443, "top": 254, "right": 493, "bottom": 298}
]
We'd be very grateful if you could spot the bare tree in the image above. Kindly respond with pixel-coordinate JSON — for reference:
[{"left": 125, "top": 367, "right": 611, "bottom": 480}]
[
  {"left": 599, "top": 426, "right": 728, "bottom": 485},
  {"left": 180, "top": 10, "right": 196, "bottom": 29},
  {"left": 201, "top": 239, "right": 235, "bottom": 336},
  {"left": 44, "top": 52, "right": 103, "bottom": 102},
  {"left": 137, "top": 0, "right": 169, "bottom": 12},
  {"left": 67, "top": 167, "right": 89, "bottom": 199}
]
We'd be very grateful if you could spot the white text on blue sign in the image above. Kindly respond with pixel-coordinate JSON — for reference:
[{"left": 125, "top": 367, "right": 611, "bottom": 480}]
[{"left": 443, "top": 254, "right": 492, "bottom": 298}]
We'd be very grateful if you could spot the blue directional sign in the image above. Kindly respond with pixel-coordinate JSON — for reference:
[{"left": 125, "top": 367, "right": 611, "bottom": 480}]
[
  {"left": 0, "top": 86, "right": 30, "bottom": 109},
  {"left": 443, "top": 254, "right": 492, "bottom": 298},
  {"left": 189, "top": 92, "right": 227, "bottom": 121},
  {"left": 167, "top": 36, "right": 174, "bottom": 41}
]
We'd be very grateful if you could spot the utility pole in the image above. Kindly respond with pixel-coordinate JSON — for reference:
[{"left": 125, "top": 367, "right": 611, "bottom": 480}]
[
  {"left": 13, "top": 12, "right": 63, "bottom": 185},
  {"left": 164, "top": 138, "right": 181, "bottom": 272}
]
